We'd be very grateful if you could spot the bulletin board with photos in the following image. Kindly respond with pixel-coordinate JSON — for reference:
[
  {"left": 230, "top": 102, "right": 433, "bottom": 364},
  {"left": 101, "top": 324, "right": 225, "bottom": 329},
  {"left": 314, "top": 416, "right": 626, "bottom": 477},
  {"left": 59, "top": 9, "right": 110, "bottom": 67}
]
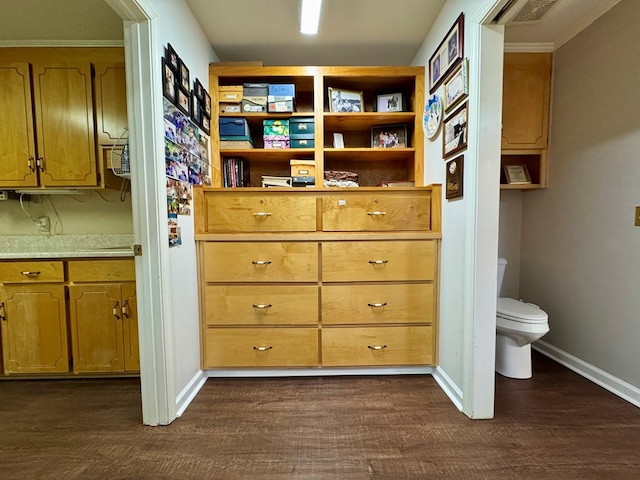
[{"left": 162, "top": 43, "right": 212, "bottom": 247}]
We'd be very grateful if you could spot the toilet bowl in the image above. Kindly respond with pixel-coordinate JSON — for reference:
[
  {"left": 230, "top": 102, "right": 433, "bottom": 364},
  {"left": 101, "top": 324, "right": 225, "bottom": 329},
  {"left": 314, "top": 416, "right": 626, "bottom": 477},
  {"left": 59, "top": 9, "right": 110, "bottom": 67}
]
[{"left": 495, "top": 258, "right": 549, "bottom": 379}]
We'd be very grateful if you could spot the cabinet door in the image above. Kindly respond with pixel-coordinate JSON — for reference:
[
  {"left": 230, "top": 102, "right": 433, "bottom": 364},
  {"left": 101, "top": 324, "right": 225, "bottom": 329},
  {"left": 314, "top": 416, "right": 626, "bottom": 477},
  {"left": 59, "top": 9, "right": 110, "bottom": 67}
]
[
  {"left": 0, "top": 285, "right": 69, "bottom": 374},
  {"left": 501, "top": 53, "right": 552, "bottom": 149},
  {"left": 94, "top": 63, "right": 128, "bottom": 145},
  {"left": 69, "top": 284, "right": 125, "bottom": 373},
  {"left": 32, "top": 63, "right": 98, "bottom": 187},
  {"left": 0, "top": 64, "right": 37, "bottom": 188},
  {"left": 121, "top": 282, "right": 139, "bottom": 372}
]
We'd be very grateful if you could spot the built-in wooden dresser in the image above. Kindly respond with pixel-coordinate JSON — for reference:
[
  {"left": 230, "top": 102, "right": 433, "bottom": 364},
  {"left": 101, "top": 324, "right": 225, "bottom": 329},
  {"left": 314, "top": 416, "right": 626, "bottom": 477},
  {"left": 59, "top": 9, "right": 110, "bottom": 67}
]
[{"left": 194, "top": 185, "right": 441, "bottom": 371}]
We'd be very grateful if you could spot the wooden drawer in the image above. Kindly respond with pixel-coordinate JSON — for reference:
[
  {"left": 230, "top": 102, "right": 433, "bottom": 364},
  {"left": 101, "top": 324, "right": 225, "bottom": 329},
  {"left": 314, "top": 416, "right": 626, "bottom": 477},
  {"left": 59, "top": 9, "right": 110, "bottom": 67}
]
[
  {"left": 322, "top": 284, "right": 434, "bottom": 325},
  {"left": 205, "top": 285, "right": 318, "bottom": 325},
  {"left": 322, "top": 326, "right": 433, "bottom": 366},
  {"left": 321, "top": 192, "right": 432, "bottom": 231},
  {"left": 203, "top": 194, "right": 316, "bottom": 232},
  {"left": 205, "top": 327, "right": 318, "bottom": 367},
  {"left": 322, "top": 240, "right": 435, "bottom": 282},
  {"left": 68, "top": 259, "right": 135, "bottom": 282},
  {"left": 203, "top": 242, "right": 318, "bottom": 282},
  {"left": 0, "top": 261, "right": 64, "bottom": 283}
]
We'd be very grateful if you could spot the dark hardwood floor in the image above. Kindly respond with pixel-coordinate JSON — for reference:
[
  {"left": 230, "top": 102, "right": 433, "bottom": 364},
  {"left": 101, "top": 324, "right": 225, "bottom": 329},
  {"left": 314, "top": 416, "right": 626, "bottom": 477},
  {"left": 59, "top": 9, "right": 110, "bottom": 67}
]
[{"left": 1, "top": 352, "right": 639, "bottom": 479}]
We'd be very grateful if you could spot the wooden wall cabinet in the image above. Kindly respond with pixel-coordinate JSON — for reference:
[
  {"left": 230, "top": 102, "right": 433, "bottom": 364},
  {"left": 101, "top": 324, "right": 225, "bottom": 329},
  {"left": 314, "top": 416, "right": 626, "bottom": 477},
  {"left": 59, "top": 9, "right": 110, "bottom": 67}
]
[
  {"left": 209, "top": 65, "right": 424, "bottom": 188},
  {"left": 68, "top": 259, "right": 138, "bottom": 373},
  {"left": 0, "top": 261, "right": 69, "bottom": 374},
  {"left": 194, "top": 186, "right": 441, "bottom": 371},
  {"left": 0, "top": 48, "right": 128, "bottom": 191},
  {"left": 501, "top": 52, "right": 552, "bottom": 189}
]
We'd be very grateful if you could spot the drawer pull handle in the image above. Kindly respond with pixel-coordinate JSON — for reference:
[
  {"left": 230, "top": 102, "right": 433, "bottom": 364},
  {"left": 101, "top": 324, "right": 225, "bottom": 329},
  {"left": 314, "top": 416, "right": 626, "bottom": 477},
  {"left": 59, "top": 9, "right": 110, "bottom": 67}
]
[
  {"left": 367, "top": 302, "right": 387, "bottom": 308},
  {"left": 252, "top": 303, "right": 273, "bottom": 309},
  {"left": 367, "top": 211, "right": 386, "bottom": 216},
  {"left": 122, "top": 300, "right": 130, "bottom": 319},
  {"left": 253, "top": 346, "right": 273, "bottom": 352},
  {"left": 113, "top": 301, "right": 121, "bottom": 320},
  {"left": 251, "top": 260, "right": 272, "bottom": 265},
  {"left": 0, "top": 302, "right": 5, "bottom": 322},
  {"left": 368, "top": 260, "right": 388, "bottom": 265},
  {"left": 368, "top": 345, "right": 387, "bottom": 351},
  {"left": 20, "top": 271, "right": 41, "bottom": 277},
  {"left": 253, "top": 212, "right": 272, "bottom": 218},
  {"left": 28, "top": 157, "right": 36, "bottom": 172}
]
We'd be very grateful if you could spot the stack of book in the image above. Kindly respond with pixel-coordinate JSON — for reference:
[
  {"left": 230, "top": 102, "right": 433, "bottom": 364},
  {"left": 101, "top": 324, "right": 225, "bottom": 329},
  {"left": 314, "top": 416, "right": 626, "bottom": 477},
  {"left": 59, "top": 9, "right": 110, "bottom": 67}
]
[{"left": 223, "top": 157, "right": 250, "bottom": 187}]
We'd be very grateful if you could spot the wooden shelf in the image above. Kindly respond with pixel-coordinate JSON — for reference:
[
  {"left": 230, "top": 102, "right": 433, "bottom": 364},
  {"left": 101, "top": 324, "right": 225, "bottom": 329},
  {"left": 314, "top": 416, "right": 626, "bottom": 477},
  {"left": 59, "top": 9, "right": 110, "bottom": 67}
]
[
  {"left": 220, "top": 148, "right": 315, "bottom": 162},
  {"left": 324, "top": 112, "right": 415, "bottom": 131},
  {"left": 324, "top": 148, "right": 415, "bottom": 162}
]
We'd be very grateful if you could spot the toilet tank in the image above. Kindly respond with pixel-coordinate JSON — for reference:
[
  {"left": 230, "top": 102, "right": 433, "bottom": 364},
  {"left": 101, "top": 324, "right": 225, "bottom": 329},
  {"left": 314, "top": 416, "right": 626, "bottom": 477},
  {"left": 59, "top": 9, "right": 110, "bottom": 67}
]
[{"left": 497, "top": 257, "right": 508, "bottom": 297}]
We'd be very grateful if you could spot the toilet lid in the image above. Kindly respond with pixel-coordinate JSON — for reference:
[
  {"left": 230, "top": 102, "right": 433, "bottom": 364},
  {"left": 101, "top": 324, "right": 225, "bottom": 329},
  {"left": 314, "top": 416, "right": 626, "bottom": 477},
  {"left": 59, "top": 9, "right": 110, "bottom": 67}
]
[{"left": 497, "top": 297, "right": 548, "bottom": 323}]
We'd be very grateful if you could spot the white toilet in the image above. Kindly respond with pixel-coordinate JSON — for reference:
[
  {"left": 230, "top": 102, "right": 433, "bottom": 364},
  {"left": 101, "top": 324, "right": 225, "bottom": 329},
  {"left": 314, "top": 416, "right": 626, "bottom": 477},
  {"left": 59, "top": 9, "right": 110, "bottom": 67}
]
[{"left": 496, "top": 257, "right": 549, "bottom": 379}]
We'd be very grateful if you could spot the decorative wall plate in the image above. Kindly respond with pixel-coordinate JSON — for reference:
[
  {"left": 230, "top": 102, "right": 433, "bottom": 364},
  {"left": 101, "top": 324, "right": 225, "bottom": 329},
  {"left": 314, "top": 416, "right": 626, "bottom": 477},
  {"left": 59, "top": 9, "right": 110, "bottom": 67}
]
[{"left": 423, "top": 94, "right": 443, "bottom": 139}]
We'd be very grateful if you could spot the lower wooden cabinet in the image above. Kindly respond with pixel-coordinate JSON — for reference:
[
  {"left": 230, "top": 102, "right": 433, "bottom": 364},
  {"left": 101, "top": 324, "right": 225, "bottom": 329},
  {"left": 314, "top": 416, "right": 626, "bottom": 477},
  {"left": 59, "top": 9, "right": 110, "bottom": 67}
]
[{"left": 0, "top": 284, "right": 69, "bottom": 374}]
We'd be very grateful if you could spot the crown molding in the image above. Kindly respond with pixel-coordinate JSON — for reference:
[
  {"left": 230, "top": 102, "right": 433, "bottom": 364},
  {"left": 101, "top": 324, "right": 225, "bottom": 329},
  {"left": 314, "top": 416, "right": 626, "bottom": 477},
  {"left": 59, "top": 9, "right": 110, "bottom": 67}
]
[
  {"left": 0, "top": 39, "right": 124, "bottom": 48},
  {"left": 504, "top": 42, "right": 555, "bottom": 53},
  {"left": 553, "top": 0, "right": 622, "bottom": 50}
]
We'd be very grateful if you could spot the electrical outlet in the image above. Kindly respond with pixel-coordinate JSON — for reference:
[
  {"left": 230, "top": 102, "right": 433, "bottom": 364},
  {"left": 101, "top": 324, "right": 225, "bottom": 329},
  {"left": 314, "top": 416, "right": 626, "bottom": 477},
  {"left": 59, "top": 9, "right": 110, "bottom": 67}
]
[{"left": 36, "top": 216, "right": 50, "bottom": 233}]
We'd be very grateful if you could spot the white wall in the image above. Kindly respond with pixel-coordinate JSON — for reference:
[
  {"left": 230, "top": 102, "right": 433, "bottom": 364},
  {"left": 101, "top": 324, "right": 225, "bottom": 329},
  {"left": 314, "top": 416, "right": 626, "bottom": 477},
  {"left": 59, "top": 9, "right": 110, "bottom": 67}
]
[
  {"left": 520, "top": 0, "right": 640, "bottom": 391},
  {"left": 412, "top": 0, "right": 504, "bottom": 418},
  {"left": 150, "top": 0, "right": 219, "bottom": 409}
]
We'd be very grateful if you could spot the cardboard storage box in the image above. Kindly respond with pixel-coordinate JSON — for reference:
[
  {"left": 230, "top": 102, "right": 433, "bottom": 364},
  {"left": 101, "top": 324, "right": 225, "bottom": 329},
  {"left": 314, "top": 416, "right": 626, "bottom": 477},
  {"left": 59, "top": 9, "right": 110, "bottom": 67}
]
[
  {"left": 264, "top": 138, "right": 290, "bottom": 149},
  {"left": 219, "top": 85, "right": 243, "bottom": 102},
  {"left": 268, "top": 96, "right": 294, "bottom": 113},
  {"left": 219, "top": 103, "right": 242, "bottom": 114},
  {"left": 243, "top": 83, "right": 269, "bottom": 96},
  {"left": 292, "top": 176, "right": 315, "bottom": 187},
  {"left": 290, "top": 137, "right": 315, "bottom": 149},
  {"left": 263, "top": 119, "right": 290, "bottom": 137},
  {"left": 219, "top": 118, "right": 250, "bottom": 136},
  {"left": 268, "top": 84, "right": 295, "bottom": 97},
  {"left": 290, "top": 160, "right": 316, "bottom": 177},
  {"left": 290, "top": 117, "right": 315, "bottom": 135},
  {"left": 241, "top": 96, "right": 267, "bottom": 113}
]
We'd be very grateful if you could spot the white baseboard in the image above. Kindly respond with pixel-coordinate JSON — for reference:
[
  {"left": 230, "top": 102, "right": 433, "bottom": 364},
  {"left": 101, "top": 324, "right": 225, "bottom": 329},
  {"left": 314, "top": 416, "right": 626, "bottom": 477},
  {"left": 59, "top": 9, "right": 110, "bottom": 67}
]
[
  {"left": 175, "top": 370, "right": 208, "bottom": 417},
  {"left": 534, "top": 341, "right": 640, "bottom": 408},
  {"left": 432, "top": 366, "right": 463, "bottom": 411},
  {"left": 206, "top": 366, "right": 432, "bottom": 378}
]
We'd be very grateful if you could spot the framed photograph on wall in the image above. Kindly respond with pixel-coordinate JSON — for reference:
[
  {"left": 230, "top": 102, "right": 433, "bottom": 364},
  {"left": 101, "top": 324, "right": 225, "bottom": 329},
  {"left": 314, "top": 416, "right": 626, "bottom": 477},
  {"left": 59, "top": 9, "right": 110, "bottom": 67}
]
[
  {"left": 191, "top": 92, "right": 202, "bottom": 124},
  {"left": 178, "top": 59, "right": 190, "bottom": 92},
  {"left": 200, "top": 115, "right": 210, "bottom": 136},
  {"left": 177, "top": 88, "right": 190, "bottom": 116},
  {"left": 429, "top": 13, "right": 464, "bottom": 93},
  {"left": 376, "top": 92, "right": 403, "bottom": 112},
  {"left": 329, "top": 88, "right": 364, "bottom": 112},
  {"left": 203, "top": 90, "right": 211, "bottom": 118},
  {"left": 193, "top": 78, "right": 204, "bottom": 100},
  {"left": 162, "top": 59, "right": 176, "bottom": 104},
  {"left": 446, "top": 155, "right": 464, "bottom": 200},
  {"left": 443, "top": 58, "right": 468, "bottom": 112},
  {"left": 371, "top": 125, "right": 407, "bottom": 148},
  {"left": 165, "top": 43, "right": 179, "bottom": 71},
  {"left": 443, "top": 101, "right": 468, "bottom": 158}
]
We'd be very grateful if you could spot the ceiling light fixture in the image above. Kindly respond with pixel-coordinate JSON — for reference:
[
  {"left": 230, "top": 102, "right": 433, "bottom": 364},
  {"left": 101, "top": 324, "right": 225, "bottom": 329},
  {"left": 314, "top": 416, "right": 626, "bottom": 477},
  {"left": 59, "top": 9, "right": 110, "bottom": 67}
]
[{"left": 300, "top": 0, "right": 322, "bottom": 35}]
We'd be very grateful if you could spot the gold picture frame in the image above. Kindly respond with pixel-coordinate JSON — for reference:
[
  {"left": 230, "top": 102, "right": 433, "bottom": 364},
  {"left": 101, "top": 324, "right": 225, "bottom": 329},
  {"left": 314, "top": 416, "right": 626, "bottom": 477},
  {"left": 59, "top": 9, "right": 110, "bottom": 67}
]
[{"left": 504, "top": 164, "right": 531, "bottom": 184}]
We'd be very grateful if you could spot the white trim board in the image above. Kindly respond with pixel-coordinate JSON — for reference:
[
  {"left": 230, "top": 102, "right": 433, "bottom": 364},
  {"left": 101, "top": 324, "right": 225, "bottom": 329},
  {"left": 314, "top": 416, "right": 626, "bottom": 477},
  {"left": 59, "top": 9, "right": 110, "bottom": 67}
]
[
  {"left": 0, "top": 40, "right": 124, "bottom": 47},
  {"left": 207, "top": 367, "right": 433, "bottom": 378},
  {"left": 432, "top": 366, "right": 463, "bottom": 412},
  {"left": 176, "top": 370, "right": 208, "bottom": 417},
  {"left": 534, "top": 341, "right": 640, "bottom": 409}
]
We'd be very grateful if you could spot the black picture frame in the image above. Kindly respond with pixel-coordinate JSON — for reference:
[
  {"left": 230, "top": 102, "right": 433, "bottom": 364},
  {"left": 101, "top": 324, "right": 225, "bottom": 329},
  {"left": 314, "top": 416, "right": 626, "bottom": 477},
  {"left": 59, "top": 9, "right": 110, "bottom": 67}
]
[
  {"left": 178, "top": 59, "right": 190, "bottom": 92},
  {"left": 200, "top": 114, "right": 210, "bottom": 135},
  {"left": 176, "top": 87, "right": 190, "bottom": 116},
  {"left": 191, "top": 92, "right": 202, "bottom": 124},
  {"left": 165, "top": 43, "right": 179, "bottom": 71},
  {"left": 162, "top": 59, "right": 177, "bottom": 104},
  {"left": 193, "top": 78, "right": 204, "bottom": 100},
  {"left": 203, "top": 90, "right": 211, "bottom": 118},
  {"left": 376, "top": 92, "right": 404, "bottom": 112}
]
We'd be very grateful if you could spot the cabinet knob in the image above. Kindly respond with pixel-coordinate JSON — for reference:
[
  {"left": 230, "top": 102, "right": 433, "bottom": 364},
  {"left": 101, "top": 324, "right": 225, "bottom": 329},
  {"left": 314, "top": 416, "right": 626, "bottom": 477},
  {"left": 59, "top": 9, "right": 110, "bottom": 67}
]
[{"left": 367, "top": 345, "right": 387, "bottom": 351}]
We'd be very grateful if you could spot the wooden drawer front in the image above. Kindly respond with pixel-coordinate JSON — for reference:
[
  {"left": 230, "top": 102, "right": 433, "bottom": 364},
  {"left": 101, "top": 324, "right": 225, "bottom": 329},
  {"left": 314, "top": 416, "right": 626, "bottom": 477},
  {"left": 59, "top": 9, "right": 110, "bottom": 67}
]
[
  {"left": 205, "top": 327, "right": 318, "bottom": 367},
  {"left": 322, "top": 326, "right": 433, "bottom": 367},
  {"left": 204, "top": 194, "right": 316, "bottom": 232},
  {"left": 322, "top": 284, "right": 433, "bottom": 325},
  {"left": 205, "top": 285, "right": 318, "bottom": 325},
  {"left": 68, "top": 259, "right": 135, "bottom": 282},
  {"left": 322, "top": 241, "right": 435, "bottom": 282},
  {"left": 0, "top": 261, "right": 64, "bottom": 283},
  {"left": 322, "top": 193, "right": 431, "bottom": 231},
  {"left": 203, "top": 242, "right": 318, "bottom": 282}
]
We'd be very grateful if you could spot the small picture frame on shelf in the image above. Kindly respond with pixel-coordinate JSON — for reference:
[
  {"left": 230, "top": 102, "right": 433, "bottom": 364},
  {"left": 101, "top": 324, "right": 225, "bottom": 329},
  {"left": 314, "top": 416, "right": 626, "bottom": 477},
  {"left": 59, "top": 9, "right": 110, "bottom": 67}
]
[
  {"left": 165, "top": 43, "right": 179, "bottom": 71},
  {"left": 176, "top": 88, "right": 190, "bottom": 115},
  {"left": 443, "top": 58, "right": 468, "bottom": 112},
  {"left": 203, "top": 90, "right": 211, "bottom": 118},
  {"left": 333, "top": 132, "right": 345, "bottom": 148},
  {"left": 504, "top": 164, "right": 531, "bottom": 184},
  {"left": 200, "top": 114, "right": 210, "bottom": 135},
  {"left": 193, "top": 78, "right": 204, "bottom": 100},
  {"left": 371, "top": 125, "right": 407, "bottom": 148},
  {"left": 446, "top": 155, "right": 464, "bottom": 200},
  {"left": 329, "top": 87, "right": 363, "bottom": 112},
  {"left": 376, "top": 92, "right": 403, "bottom": 112},
  {"left": 443, "top": 101, "right": 467, "bottom": 158},
  {"left": 178, "top": 59, "right": 190, "bottom": 92},
  {"left": 162, "top": 59, "right": 176, "bottom": 104}
]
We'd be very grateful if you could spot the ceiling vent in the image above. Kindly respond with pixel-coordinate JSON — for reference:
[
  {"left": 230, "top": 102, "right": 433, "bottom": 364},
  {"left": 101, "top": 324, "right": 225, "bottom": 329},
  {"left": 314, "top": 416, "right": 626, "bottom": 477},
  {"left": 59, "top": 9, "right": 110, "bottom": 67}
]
[{"left": 491, "top": 0, "right": 559, "bottom": 25}]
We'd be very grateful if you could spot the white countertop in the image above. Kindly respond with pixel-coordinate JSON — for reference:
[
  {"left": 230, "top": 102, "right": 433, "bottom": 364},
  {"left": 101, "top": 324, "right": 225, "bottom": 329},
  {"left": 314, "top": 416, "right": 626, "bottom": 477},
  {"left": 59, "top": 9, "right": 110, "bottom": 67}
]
[{"left": 0, "top": 234, "right": 135, "bottom": 259}]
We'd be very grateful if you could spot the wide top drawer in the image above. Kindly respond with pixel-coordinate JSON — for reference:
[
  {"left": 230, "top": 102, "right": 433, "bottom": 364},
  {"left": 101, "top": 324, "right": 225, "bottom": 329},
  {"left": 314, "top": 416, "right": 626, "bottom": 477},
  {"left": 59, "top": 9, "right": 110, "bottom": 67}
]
[
  {"left": 68, "top": 259, "right": 135, "bottom": 282},
  {"left": 321, "top": 192, "right": 432, "bottom": 232},
  {"left": 0, "top": 261, "right": 64, "bottom": 283},
  {"left": 203, "top": 194, "right": 316, "bottom": 232}
]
